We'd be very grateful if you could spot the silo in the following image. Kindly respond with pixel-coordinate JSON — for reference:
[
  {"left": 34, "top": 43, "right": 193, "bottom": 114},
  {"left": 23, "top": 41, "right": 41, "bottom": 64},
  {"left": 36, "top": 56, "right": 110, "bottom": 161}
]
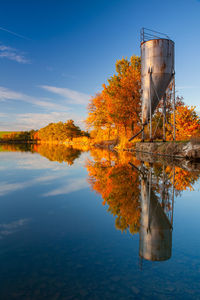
[
  {"left": 141, "top": 38, "right": 174, "bottom": 126},
  {"left": 139, "top": 176, "right": 172, "bottom": 261}
]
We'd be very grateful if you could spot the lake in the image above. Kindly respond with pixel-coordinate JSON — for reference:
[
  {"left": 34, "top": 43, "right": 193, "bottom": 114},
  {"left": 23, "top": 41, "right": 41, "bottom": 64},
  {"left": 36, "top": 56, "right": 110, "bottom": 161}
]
[{"left": 0, "top": 144, "right": 200, "bottom": 300}]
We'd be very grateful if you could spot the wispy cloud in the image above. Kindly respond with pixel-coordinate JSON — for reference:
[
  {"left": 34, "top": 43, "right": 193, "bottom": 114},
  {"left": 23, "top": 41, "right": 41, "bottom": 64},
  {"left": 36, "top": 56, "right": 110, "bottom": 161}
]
[
  {"left": 0, "top": 160, "right": 88, "bottom": 198},
  {"left": 0, "top": 112, "right": 7, "bottom": 117},
  {"left": 0, "top": 172, "right": 63, "bottom": 196},
  {"left": 40, "top": 85, "right": 90, "bottom": 105},
  {"left": 16, "top": 112, "right": 83, "bottom": 130},
  {"left": 0, "top": 111, "right": 85, "bottom": 131},
  {"left": 15, "top": 112, "right": 70, "bottom": 129},
  {"left": 0, "top": 86, "right": 68, "bottom": 111},
  {"left": 0, "top": 218, "right": 29, "bottom": 239},
  {"left": 0, "top": 86, "right": 87, "bottom": 130},
  {"left": 0, "top": 182, "right": 26, "bottom": 196},
  {"left": 15, "top": 152, "right": 89, "bottom": 171},
  {"left": 15, "top": 155, "right": 71, "bottom": 171},
  {"left": 61, "top": 73, "right": 77, "bottom": 79},
  {"left": 0, "top": 26, "right": 30, "bottom": 40},
  {"left": 43, "top": 177, "right": 88, "bottom": 197},
  {"left": 0, "top": 44, "right": 29, "bottom": 63}
]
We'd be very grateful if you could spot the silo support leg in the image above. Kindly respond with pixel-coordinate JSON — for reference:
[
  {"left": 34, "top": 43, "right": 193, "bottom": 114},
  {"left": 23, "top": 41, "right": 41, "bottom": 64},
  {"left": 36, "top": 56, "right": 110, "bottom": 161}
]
[
  {"left": 173, "top": 77, "right": 176, "bottom": 141},
  {"left": 128, "top": 128, "right": 144, "bottom": 142},
  {"left": 163, "top": 93, "right": 166, "bottom": 142},
  {"left": 142, "top": 125, "right": 144, "bottom": 142},
  {"left": 149, "top": 73, "right": 153, "bottom": 142}
]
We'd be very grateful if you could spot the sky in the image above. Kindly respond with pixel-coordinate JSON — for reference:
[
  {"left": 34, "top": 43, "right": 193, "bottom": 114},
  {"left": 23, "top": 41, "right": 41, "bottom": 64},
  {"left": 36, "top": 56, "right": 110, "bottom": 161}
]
[{"left": 0, "top": 0, "right": 200, "bottom": 131}]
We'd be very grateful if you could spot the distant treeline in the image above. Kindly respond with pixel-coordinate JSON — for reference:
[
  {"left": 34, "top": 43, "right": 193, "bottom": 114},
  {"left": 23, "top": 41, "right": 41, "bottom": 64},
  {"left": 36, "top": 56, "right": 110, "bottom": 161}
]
[
  {"left": 0, "top": 130, "right": 36, "bottom": 142},
  {"left": 36, "top": 120, "right": 89, "bottom": 142},
  {"left": 0, "top": 120, "right": 89, "bottom": 143}
]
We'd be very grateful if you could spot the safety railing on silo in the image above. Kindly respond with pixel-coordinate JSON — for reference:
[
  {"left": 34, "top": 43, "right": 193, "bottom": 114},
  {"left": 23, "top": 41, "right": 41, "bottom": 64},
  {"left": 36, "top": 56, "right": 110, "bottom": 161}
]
[{"left": 140, "top": 27, "right": 170, "bottom": 43}]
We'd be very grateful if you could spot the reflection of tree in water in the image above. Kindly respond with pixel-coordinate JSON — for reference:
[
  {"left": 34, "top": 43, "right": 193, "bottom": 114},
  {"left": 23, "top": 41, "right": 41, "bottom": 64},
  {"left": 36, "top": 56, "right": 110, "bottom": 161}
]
[
  {"left": 33, "top": 144, "right": 81, "bottom": 165},
  {"left": 166, "top": 165, "right": 199, "bottom": 191},
  {"left": 107, "top": 165, "right": 141, "bottom": 234},
  {"left": 0, "top": 143, "right": 33, "bottom": 152},
  {"left": 0, "top": 143, "right": 82, "bottom": 165},
  {"left": 87, "top": 149, "right": 200, "bottom": 237},
  {"left": 87, "top": 149, "right": 141, "bottom": 235}
]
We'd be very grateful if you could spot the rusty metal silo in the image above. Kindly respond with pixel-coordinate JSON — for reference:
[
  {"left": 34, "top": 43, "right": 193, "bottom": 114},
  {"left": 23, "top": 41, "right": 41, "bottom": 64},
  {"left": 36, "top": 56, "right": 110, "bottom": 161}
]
[
  {"left": 129, "top": 29, "right": 175, "bottom": 142},
  {"left": 141, "top": 31, "right": 174, "bottom": 126}
]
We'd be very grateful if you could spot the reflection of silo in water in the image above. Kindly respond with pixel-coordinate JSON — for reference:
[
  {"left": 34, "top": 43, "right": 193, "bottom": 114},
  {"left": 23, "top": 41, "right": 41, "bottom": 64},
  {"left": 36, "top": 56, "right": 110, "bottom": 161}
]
[
  {"left": 141, "top": 38, "right": 174, "bottom": 125},
  {"left": 139, "top": 176, "right": 172, "bottom": 261}
]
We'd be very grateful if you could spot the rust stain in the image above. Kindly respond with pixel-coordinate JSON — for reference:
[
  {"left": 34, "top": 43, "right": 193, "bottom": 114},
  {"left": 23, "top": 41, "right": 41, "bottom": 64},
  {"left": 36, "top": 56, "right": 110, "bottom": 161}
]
[{"left": 161, "top": 62, "right": 166, "bottom": 72}]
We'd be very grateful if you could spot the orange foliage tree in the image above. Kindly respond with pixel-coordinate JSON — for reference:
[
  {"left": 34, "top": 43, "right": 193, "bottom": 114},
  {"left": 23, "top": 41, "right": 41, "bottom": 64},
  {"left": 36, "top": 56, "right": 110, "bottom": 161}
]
[
  {"left": 86, "top": 56, "right": 141, "bottom": 140},
  {"left": 102, "top": 56, "right": 141, "bottom": 137},
  {"left": 86, "top": 93, "right": 111, "bottom": 141},
  {"left": 167, "top": 105, "right": 200, "bottom": 141}
]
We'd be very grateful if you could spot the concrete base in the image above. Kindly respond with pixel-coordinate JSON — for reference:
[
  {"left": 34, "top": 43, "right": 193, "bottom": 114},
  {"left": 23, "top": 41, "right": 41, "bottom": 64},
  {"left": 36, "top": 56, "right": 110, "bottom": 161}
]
[{"left": 135, "top": 141, "right": 200, "bottom": 161}]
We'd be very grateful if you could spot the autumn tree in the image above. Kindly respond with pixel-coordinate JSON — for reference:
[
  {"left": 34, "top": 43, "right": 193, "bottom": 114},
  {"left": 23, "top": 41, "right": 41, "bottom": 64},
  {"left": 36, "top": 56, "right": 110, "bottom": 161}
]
[
  {"left": 102, "top": 56, "right": 141, "bottom": 137},
  {"left": 37, "top": 120, "right": 87, "bottom": 142},
  {"left": 86, "top": 56, "right": 141, "bottom": 140},
  {"left": 86, "top": 93, "right": 111, "bottom": 140},
  {"left": 166, "top": 105, "right": 200, "bottom": 140},
  {"left": 86, "top": 93, "right": 108, "bottom": 129}
]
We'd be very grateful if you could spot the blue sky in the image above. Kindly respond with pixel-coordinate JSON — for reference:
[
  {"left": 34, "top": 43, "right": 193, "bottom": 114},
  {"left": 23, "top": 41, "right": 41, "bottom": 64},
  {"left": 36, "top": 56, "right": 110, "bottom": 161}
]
[{"left": 0, "top": 0, "right": 200, "bottom": 131}]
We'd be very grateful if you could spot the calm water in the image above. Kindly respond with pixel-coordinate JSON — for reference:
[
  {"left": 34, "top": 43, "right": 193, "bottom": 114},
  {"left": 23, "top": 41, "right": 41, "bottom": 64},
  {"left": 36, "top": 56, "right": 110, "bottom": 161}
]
[{"left": 0, "top": 144, "right": 200, "bottom": 300}]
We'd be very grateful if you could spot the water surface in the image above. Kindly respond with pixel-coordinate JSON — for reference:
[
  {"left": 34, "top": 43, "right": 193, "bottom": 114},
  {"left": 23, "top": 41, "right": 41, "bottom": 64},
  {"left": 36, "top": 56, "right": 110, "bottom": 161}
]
[{"left": 0, "top": 144, "right": 200, "bottom": 299}]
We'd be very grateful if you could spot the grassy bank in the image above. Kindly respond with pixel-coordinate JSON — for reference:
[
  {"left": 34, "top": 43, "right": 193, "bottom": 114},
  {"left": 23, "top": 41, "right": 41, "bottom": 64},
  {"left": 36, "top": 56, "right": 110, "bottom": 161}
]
[{"left": 0, "top": 131, "right": 14, "bottom": 138}]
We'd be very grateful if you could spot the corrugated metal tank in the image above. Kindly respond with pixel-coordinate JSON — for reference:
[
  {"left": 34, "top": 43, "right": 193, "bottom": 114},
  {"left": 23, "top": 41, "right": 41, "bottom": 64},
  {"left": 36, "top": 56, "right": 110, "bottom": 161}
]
[
  {"left": 141, "top": 39, "right": 174, "bottom": 125},
  {"left": 139, "top": 178, "right": 172, "bottom": 261}
]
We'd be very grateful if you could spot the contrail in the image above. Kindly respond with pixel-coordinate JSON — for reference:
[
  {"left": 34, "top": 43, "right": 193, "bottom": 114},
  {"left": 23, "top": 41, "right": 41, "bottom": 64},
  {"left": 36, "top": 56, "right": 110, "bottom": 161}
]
[{"left": 0, "top": 26, "right": 30, "bottom": 40}]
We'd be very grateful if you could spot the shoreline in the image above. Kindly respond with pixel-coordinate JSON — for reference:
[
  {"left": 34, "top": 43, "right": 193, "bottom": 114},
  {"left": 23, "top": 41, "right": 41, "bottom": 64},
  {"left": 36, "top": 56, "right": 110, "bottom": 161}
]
[
  {"left": 123, "top": 141, "right": 200, "bottom": 162},
  {"left": 1, "top": 139, "right": 200, "bottom": 162}
]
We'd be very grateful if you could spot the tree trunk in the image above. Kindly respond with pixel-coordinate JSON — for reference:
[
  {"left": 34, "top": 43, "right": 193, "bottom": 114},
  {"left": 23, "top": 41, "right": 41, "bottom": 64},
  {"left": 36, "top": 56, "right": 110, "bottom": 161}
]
[{"left": 131, "top": 121, "right": 134, "bottom": 135}]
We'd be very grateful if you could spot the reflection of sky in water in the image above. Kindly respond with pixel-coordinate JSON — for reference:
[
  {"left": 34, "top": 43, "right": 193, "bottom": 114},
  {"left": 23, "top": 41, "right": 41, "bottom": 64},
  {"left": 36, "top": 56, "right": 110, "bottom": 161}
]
[
  {"left": 0, "top": 218, "right": 29, "bottom": 239},
  {"left": 0, "top": 151, "right": 89, "bottom": 197},
  {"left": 0, "top": 150, "right": 200, "bottom": 299}
]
